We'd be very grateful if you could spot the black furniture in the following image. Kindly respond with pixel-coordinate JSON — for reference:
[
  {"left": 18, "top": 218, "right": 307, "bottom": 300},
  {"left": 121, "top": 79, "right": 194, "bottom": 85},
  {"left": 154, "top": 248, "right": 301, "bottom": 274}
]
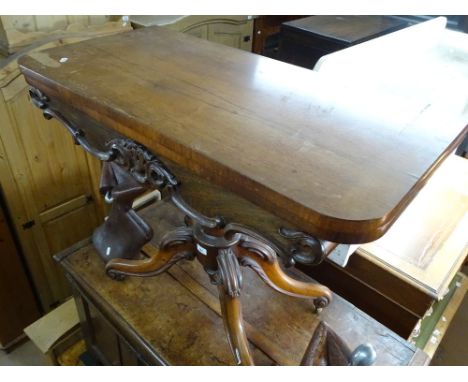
[{"left": 278, "top": 15, "right": 410, "bottom": 69}]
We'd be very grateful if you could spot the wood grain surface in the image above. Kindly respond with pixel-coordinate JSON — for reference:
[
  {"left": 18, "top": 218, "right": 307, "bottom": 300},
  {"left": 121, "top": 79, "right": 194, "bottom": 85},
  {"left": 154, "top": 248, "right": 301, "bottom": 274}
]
[{"left": 19, "top": 26, "right": 468, "bottom": 243}]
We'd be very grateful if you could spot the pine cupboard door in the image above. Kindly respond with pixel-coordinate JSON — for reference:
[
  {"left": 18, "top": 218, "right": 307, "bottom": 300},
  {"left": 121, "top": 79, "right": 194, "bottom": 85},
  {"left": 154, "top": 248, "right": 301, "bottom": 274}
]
[
  {"left": 161, "top": 16, "right": 254, "bottom": 51},
  {"left": 0, "top": 16, "right": 110, "bottom": 54},
  {"left": 206, "top": 19, "right": 254, "bottom": 51},
  {"left": 0, "top": 76, "right": 102, "bottom": 311}
]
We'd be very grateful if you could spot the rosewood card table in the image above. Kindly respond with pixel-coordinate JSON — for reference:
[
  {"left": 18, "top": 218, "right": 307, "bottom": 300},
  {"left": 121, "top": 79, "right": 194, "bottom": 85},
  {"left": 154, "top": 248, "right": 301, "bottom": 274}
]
[{"left": 18, "top": 26, "right": 468, "bottom": 365}]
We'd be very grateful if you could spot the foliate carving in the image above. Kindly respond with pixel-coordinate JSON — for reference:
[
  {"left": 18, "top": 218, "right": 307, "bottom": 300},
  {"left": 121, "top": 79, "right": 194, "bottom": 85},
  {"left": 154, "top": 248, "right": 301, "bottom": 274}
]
[
  {"left": 279, "top": 227, "right": 327, "bottom": 267},
  {"left": 108, "top": 138, "right": 179, "bottom": 189},
  {"left": 217, "top": 248, "right": 242, "bottom": 298},
  {"left": 30, "top": 88, "right": 223, "bottom": 230}
]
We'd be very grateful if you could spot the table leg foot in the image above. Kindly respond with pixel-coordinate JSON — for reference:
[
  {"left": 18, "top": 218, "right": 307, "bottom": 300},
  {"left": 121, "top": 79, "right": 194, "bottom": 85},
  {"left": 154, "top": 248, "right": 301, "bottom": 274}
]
[{"left": 105, "top": 227, "right": 195, "bottom": 277}]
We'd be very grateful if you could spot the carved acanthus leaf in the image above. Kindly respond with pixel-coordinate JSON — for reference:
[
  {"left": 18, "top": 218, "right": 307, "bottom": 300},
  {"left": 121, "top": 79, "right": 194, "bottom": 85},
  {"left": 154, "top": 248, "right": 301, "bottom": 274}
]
[
  {"left": 108, "top": 138, "right": 179, "bottom": 189},
  {"left": 217, "top": 248, "right": 242, "bottom": 298}
]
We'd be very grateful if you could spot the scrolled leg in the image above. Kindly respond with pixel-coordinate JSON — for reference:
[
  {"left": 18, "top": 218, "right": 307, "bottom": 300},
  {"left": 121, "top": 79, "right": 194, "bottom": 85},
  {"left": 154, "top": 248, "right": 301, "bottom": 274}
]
[
  {"left": 105, "top": 244, "right": 194, "bottom": 278},
  {"left": 105, "top": 226, "right": 195, "bottom": 277},
  {"left": 238, "top": 248, "right": 332, "bottom": 305}
]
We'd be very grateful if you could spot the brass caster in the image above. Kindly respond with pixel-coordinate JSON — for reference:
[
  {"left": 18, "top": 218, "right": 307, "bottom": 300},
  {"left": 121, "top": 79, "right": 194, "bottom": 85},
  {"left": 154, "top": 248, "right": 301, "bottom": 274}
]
[
  {"left": 107, "top": 270, "right": 126, "bottom": 281},
  {"left": 313, "top": 296, "right": 330, "bottom": 313}
]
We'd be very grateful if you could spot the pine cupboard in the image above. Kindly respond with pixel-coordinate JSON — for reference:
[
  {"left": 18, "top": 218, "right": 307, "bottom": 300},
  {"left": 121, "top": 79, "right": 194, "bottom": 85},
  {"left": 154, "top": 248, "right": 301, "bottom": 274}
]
[
  {"left": 130, "top": 15, "right": 254, "bottom": 51},
  {"left": 0, "top": 16, "right": 111, "bottom": 55},
  {"left": 0, "top": 20, "right": 131, "bottom": 312}
]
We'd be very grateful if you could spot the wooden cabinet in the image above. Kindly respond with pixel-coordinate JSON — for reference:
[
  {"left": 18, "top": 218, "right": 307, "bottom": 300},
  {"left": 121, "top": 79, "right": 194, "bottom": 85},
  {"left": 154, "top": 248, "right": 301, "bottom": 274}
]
[
  {"left": 0, "top": 66, "right": 101, "bottom": 311},
  {"left": 130, "top": 15, "right": 254, "bottom": 51},
  {"left": 0, "top": 21, "right": 131, "bottom": 312}
]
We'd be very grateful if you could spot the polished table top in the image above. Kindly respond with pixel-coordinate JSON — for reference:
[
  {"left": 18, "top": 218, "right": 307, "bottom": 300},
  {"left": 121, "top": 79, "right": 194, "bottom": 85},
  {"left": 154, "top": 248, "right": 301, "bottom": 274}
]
[{"left": 19, "top": 26, "right": 468, "bottom": 243}]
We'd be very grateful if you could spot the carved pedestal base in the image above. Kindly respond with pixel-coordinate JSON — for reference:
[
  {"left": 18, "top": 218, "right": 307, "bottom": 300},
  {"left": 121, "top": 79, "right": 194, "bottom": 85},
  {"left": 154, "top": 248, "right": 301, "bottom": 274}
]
[{"left": 106, "top": 219, "right": 333, "bottom": 365}]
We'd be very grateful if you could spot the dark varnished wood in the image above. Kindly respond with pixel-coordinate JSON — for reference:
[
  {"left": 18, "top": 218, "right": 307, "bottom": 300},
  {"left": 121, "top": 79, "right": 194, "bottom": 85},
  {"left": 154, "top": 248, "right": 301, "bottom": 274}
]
[
  {"left": 30, "top": 89, "right": 338, "bottom": 260},
  {"left": 18, "top": 26, "right": 467, "bottom": 243}
]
